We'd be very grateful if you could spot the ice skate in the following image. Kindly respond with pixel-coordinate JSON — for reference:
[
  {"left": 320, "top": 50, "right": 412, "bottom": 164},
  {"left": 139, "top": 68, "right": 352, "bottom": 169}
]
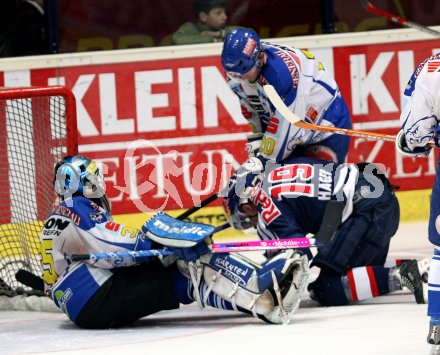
[
  {"left": 397, "top": 259, "right": 426, "bottom": 304},
  {"left": 417, "top": 257, "right": 431, "bottom": 283},
  {"left": 428, "top": 319, "right": 440, "bottom": 355}
]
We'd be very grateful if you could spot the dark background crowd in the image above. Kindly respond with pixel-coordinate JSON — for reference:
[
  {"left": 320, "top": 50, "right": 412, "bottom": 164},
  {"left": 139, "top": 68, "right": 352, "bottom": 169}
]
[{"left": 1, "top": 0, "right": 440, "bottom": 57}]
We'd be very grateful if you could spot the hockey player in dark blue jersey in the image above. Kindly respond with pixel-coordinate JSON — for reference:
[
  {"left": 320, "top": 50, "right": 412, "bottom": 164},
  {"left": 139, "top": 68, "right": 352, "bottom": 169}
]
[
  {"left": 221, "top": 29, "right": 352, "bottom": 166},
  {"left": 40, "top": 155, "right": 309, "bottom": 328},
  {"left": 222, "top": 155, "right": 429, "bottom": 307}
]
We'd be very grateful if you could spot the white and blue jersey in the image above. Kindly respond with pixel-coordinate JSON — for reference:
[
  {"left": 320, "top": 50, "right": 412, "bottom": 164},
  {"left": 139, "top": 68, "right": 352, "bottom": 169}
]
[
  {"left": 399, "top": 53, "right": 440, "bottom": 319},
  {"left": 228, "top": 43, "right": 352, "bottom": 163},
  {"left": 400, "top": 52, "right": 440, "bottom": 151},
  {"left": 39, "top": 196, "right": 153, "bottom": 321},
  {"left": 399, "top": 53, "right": 440, "bottom": 247}
]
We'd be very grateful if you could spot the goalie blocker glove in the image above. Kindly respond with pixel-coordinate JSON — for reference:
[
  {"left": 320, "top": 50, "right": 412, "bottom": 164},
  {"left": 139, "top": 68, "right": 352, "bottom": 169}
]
[
  {"left": 396, "top": 129, "right": 432, "bottom": 157},
  {"left": 178, "top": 249, "right": 310, "bottom": 324},
  {"left": 141, "top": 213, "right": 213, "bottom": 262}
]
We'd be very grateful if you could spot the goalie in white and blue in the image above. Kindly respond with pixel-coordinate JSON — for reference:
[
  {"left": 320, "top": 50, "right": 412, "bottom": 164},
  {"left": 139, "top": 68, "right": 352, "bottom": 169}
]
[{"left": 40, "top": 154, "right": 309, "bottom": 328}]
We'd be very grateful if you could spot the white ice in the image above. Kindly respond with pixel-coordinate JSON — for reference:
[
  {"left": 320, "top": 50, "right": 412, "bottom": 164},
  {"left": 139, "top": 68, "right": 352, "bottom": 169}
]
[{"left": 0, "top": 221, "right": 434, "bottom": 355}]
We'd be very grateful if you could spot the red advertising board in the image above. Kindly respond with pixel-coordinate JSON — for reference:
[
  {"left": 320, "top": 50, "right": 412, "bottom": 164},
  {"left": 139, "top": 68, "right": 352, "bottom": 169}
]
[{"left": 1, "top": 37, "right": 440, "bottom": 214}]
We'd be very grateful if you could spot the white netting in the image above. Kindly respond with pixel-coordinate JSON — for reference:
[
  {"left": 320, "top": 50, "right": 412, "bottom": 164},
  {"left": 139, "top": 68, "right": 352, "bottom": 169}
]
[{"left": 0, "top": 87, "right": 77, "bottom": 298}]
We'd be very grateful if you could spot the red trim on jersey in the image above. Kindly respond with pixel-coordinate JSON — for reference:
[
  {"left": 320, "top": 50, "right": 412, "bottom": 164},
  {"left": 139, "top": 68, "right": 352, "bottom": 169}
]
[
  {"left": 427, "top": 60, "right": 440, "bottom": 73},
  {"left": 366, "top": 266, "right": 380, "bottom": 297},
  {"left": 347, "top": 269, "right": 358, "bottom": 301}
]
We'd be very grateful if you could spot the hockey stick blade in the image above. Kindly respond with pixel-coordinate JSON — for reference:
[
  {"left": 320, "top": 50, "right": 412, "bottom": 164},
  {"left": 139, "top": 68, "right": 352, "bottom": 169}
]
[
  {"left": 263, "top": 84, "right": 397, "bottom": 143},
  {"left": 361, "top": 0, "right": 440, "bottom": 37},
  {"left": 15, "top": 269, "right": 44, "bottom": 292}
]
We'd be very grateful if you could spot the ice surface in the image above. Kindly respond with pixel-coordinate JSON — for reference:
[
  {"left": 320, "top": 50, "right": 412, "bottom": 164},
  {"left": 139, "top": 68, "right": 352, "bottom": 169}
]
[{"left": 0, "top": 221, "right": 434, "bottom": 355}]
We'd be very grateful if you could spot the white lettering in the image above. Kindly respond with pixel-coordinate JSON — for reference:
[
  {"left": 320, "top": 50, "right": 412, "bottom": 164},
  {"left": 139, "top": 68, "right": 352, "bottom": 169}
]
[
  {"left": 135, "top": 70, "right": 175, "bottom": 132},
  {"left": 350, "top": 52, "right": 398, "bottom": 114},
  {"left": 71, "top": 74, "right": 99, "bottom": 136},
  {"left": 99, "top": 73, "right": 134, "bottom": 134},
  {"left": 201, "top": 66, "right": 247, "bottom": 127},
  {"left": 179, "top": 67, "right": 197, "bottom": 129}
]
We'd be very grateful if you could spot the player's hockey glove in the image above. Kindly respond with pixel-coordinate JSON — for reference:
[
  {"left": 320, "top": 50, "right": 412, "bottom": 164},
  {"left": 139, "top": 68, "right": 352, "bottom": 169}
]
[
  {"left": 396, "top": 129, "right": 432, "bottom": 157},
  {"left": 245, "top": 132, "right": 264, "bottom": 158},
  {"left": 235, "top": 156, "right": 265, "bottom": 178}
]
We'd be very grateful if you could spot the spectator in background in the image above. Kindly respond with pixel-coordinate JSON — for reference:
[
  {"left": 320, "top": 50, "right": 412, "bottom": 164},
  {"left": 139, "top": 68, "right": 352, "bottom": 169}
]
[
  {"left": 173, "top": 0, "right": 239, "bottom": 45},
  {"left": 0, "top": 0, "right": 46, "bottom": 57}
]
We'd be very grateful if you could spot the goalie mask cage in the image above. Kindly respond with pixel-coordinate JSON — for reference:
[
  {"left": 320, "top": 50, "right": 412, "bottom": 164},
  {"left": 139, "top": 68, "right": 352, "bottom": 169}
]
[{"left": 0, "top": 86, "right": 77, "bottom": 297}]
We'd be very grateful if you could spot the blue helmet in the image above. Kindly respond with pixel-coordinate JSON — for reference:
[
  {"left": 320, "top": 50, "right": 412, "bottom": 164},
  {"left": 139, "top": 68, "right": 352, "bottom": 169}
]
[
  {"left": 221, "top": 28, "right": 262, "bottom": 75},
  {"left": 53, "top": 155, "right": 111, "bottom": 212},
  {"left": 222, "top": 168, "right": 261, "bottom": 230}
]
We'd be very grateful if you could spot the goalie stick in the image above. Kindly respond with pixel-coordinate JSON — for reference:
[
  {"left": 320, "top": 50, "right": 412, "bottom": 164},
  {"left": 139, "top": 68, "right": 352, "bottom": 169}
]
[
  {"left": 360, "top": 0, "right": 440, "bottom": 37},
  {"left": 15, "top": 269, "right": 44, "bottom": 293}
]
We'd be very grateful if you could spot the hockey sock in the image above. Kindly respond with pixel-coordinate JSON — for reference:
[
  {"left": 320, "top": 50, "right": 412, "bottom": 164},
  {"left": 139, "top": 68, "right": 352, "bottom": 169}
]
[
  {"left": 428, "top": 249, "right": 440, "bottom": 318},
  {"left": 345, "top": 266, "right": 391, "bottom": 301}
]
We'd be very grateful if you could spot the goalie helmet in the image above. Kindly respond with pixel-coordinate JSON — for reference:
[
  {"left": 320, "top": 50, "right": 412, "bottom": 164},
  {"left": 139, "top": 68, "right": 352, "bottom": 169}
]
[
  {"left": 221, "top": 28, "right": 262, "bottom": 76},
  {"left": 222, "top": 169, "right": 261, "bottom": 230},
  {"left": 53, "top": 155, "right": 111, "bottom": 212}
]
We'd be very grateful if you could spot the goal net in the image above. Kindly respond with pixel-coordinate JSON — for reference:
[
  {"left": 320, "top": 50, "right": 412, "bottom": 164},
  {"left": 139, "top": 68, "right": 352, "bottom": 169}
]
[{"left": 0, "top": 86, "right": 77, "bottom": 299}]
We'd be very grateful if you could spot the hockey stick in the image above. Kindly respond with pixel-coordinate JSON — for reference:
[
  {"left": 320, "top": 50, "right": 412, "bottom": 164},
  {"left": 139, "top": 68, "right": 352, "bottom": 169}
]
[
  {"left": 263, "top": 85, "right": 397, "bottom": 142},
  {"left": 263, "top": 85, "right": 438, "bottom": 147},
  {"left": 70, "top": 237, "right": 322, "bottom": 262},
  {"left": 360, "top": 0, "right": 440, "bottom": 37},
  {"left": 177, "top": 192, "right": 219, "bottom": 220}
]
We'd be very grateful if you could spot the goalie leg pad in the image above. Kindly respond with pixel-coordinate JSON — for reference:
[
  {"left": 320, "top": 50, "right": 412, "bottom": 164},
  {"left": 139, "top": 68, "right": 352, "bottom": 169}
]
[{"left": 182, "top": 250, "right": 310, "bottom": 323}]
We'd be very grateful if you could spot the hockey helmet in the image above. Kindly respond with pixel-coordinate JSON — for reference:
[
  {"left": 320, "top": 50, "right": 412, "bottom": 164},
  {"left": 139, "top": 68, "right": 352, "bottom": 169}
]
[
  {"left": 53, "top": 155, "right": 111, "bottom": 212},
  {"left": 221, "top": 28, "right": 262, "bottom": 76},
  {"left": 221, "top": 168, "right": 261, "bottom": 230}
]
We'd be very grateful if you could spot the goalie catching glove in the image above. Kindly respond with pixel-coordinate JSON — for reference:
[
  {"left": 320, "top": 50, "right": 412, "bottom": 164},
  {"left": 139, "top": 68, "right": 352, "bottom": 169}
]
[
  {"left": 178, "top": 249, "right": 310, "bottom": 324},
  {"left": 141, "top": 213, "right": 213, "bottom": 262}
]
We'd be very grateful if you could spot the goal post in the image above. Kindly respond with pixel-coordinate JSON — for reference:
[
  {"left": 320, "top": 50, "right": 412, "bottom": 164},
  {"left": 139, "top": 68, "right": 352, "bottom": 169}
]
[{"left": 0, "top": 86, "right": 78, "bottom": 298}]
